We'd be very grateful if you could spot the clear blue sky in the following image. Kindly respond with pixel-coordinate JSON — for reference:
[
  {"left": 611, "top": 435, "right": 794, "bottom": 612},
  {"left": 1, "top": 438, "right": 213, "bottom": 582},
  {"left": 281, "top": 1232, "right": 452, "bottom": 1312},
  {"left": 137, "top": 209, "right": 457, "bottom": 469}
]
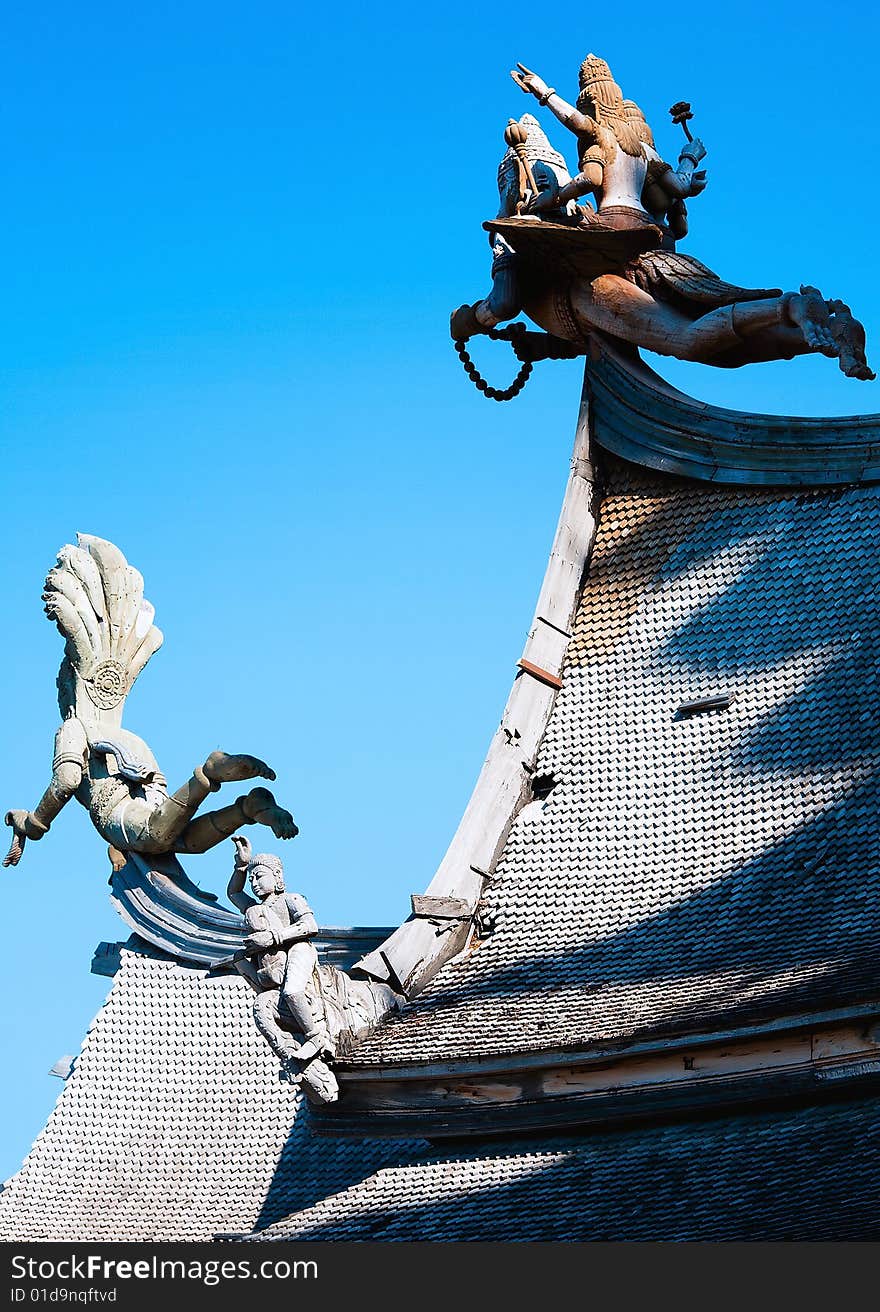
[{"left": 2, "top": 0, "right": 878, "bottom": 1183}]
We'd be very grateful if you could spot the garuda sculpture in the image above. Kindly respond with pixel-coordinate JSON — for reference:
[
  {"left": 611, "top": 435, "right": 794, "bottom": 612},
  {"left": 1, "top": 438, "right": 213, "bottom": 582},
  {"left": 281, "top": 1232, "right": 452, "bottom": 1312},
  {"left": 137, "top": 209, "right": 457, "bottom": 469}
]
[
  {"left": 452, "top": 54, "right": 874, "bottom": 382},
  {"left": 4, "top": 534, "right": 298, "bottom": 870},
  {"left": 4, "top": 533, "right": 399, "bottom": 1104}
]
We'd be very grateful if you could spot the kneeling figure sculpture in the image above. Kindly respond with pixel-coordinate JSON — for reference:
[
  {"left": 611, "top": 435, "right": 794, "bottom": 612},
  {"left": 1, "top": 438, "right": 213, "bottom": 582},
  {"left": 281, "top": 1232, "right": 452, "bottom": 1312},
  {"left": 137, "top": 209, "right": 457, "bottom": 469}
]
[{"left": 226, "top": 837, "right": 401, "bottom": 1104}]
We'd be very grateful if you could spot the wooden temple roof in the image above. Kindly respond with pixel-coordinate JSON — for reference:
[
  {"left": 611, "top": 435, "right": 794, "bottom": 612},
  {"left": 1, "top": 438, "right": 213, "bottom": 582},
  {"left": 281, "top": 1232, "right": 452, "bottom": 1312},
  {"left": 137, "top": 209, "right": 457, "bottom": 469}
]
[
  {"left": 316, "top": 352, "right": 880, "bottom": 1141},
  {"left": 5, "top": 347, "right": 880, "bottom": 1239},
  {"left": 251, "top": 1096, "right": 880, "bottom": 1241},
  {"left": 345, "top": 457, "right": 880, "bottom": 1068}
]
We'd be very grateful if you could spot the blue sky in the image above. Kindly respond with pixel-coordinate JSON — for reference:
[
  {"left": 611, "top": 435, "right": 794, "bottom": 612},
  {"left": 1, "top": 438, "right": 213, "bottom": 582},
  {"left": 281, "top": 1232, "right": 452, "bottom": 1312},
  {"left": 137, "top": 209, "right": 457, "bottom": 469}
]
[{"left": 2, "top": 0, "right": 878, "bottom": 1182}]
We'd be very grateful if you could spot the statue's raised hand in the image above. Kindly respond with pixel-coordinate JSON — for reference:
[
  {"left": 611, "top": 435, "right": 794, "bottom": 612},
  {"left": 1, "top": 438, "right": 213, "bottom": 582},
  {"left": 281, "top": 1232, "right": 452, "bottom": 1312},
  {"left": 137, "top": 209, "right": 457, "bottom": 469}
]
[
  {"left": 511, "top": 63, "right": 550, "bottom": 101},
  {"left": 681, "top": 136, "right": 707, "bottom": 165},
  {"left": 231, "top": 834, "right": 252, "bottom": 869}
]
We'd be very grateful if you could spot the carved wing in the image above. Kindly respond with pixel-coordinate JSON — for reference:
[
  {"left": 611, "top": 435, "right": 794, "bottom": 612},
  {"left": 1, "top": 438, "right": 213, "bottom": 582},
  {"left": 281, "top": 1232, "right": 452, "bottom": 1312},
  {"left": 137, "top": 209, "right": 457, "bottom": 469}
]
[{"left": 632, "top": 251, "right": 782, "bottom": 307}]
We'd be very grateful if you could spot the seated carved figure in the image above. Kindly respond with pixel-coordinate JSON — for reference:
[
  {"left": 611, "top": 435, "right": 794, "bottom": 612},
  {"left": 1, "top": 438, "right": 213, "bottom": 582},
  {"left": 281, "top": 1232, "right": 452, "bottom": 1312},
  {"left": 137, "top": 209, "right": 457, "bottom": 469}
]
[
  {"left": 5, "top": 534, "right": 400, "bottom": 1105},
  {"left": 224, "top": 836, "right": 403, "bottom": 1104},
  {"left": 453, "top": 53, "right": 874, "bottom": 383},
  {"left": 4, "top": 534, "right": 298, "bottom": 871},
  {"left": 226, "top": 835, "right": 338, "bottom": 1103},
  {"left": 450, "top": 113, "right": 581, "bottom": 342}
]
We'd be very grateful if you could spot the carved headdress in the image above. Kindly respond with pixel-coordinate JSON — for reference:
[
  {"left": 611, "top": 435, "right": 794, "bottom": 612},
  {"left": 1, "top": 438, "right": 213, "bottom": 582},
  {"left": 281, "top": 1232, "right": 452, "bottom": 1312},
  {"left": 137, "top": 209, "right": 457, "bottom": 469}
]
[
  {"left": 497, "top": 114, "right": 570, "bottom": 181},
  {"left": 576, "top": 53, "right": 649, "bottom": 158},
  {"left": 235, "top": 836, "right": 285, "bottom": 892},
  {"left": 43, "top": 534, "right": 163, "bottom": 717},
  {"left": 496, "top": 114, "right": 574, "bottom": 210},
  {"left": 248, "top": 853, "right": 285, "bottom": 893}
]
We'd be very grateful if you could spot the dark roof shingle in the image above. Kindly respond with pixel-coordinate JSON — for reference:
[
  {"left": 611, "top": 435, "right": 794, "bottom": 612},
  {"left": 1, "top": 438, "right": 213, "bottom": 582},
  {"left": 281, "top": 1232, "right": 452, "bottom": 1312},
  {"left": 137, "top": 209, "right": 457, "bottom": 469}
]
[
  {"left": 255, "top": 1095, "right": 880, "bottom": 1241},
  {"left": 0, "top": 948, "right": 418, "bottom": 1241},
  {"left": 350, "top": 459, "right": 880, "bottom": 1065}
]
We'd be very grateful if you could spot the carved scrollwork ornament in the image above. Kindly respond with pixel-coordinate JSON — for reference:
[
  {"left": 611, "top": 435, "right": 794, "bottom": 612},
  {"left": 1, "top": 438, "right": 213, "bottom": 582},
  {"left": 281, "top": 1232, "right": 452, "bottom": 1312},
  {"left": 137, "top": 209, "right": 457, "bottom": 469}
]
[{"left": 84, "top": 658, "right": 129, "bottom": 709}]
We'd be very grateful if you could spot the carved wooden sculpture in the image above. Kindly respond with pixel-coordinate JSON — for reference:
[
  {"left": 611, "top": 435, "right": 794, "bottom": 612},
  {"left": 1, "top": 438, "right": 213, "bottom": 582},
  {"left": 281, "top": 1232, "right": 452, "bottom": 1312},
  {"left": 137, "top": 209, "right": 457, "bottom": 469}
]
[
  {"left": 3, "top": 534, "right": 298, "bottom": 869},
  {"left": 226, "top": 837, "right": 400, "bottom": 1103},
  {"left": 453, "top": 54, "right": 874, "bottom": 383}
]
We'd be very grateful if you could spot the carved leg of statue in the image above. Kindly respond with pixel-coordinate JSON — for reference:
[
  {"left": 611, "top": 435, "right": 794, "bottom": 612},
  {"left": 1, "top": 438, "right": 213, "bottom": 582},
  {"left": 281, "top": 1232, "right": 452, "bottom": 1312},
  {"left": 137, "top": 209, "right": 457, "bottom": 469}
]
[
  {"left": 279, "top": 943, "right": 330, "bottom": 1061},
  {"left": 825, "top": 299, "right": 876, "bottom": 381},
  {"left": 252, "top": 987, "right": 339, "bottom": 1103},
  {"left": 727, "top": 288, "right": 873, "bottom": 377},
  {"left": 565, "top": 274, "right": 750, "bottom": 359},
  {"left": 173, "top": 786, "right": 298, "bottom": 853},
  {"left": 298, "top": 1060, "right": 339, "bottom": 1104},
  {"left": 253, "top": 988, "right": 301, "bottom": 1062},
  {"left": 566, "top": 277, "right": 875, "bottom": 376},
  {"left": 780, "top": 287, "right": 837, "bottom": 358},
  {"left": 109, "top": 751, "right": 281, "bottom": 855}
]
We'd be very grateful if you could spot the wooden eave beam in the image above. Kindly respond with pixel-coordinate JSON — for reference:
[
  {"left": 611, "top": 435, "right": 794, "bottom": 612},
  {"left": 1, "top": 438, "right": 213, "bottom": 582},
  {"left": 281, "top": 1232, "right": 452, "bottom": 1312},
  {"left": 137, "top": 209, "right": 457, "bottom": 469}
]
[{"left": 313, "top": 1008, "right": 880, "bottom": 1139}]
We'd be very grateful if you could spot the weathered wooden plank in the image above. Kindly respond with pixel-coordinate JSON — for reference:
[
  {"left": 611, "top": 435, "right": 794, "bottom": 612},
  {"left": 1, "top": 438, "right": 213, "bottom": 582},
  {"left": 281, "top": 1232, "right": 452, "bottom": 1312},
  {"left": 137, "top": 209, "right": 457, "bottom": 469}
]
[
  {"left": 337, "top": 999, "right": 880, "bottom": 1082},
  {"left": 519, "top": 616, "right": 571, "bottom": 678},
  {"left": 541, "top": 1035, "right": 812, "bottom": 1098},
  {"left": 341, "top": 1034, "right": 824, "bottom": 1111},
  {"left": 313, "top": 1063, "right": 880, "bottom": 1139},
  {"left": 353, "top": 372, "right": 599, "bottom": 998},
  {"left": 516, "top": 658, "right": 564, "bottom": 690},
  {"left": 411, "top": 895, "right": 471, "bottom": 919},
  {"left": 316, "top": 1014, "right": 880, "bottom": 1137},
  {"left": 812, "top": 1024, "right": 880, "bottom": 1061}
]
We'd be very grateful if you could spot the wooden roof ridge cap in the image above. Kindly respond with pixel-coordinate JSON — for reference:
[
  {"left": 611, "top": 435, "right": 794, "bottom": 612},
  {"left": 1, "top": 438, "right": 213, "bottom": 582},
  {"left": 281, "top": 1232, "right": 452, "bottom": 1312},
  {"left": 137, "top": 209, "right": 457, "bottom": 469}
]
[
  {"left": 335, "top": 995, "right": 880, "bottom": 1082},
  {"left": 316, "top": 925, "right": 397, "bottom": 938},
  {"left": 594, "top": 384, "right": 880, "bottom": 458},
  {"left": 113, "top": 924, "right": 395, "bottom": 949},
  {"left": 351, "top": 371, "right": 598, "bottom": 999},
  {"left": 590, "top": 336, "right": 880, "bottom": 435},
  {"left": 590, "top": 376, "right": 878, "bottom": 454}
]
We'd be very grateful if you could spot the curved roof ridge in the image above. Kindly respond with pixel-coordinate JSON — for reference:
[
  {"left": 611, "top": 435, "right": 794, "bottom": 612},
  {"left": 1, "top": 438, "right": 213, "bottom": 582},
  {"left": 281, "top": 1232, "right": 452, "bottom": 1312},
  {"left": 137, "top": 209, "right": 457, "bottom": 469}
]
[{"left": 589, "top": 337, "right": 880, "bottom": 485}]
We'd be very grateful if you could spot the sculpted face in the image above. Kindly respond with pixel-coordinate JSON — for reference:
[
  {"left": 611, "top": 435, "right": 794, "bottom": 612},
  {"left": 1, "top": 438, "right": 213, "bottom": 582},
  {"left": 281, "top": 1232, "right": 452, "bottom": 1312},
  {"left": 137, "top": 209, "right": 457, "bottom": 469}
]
[{"left": 249, "top": 867, "right": 278, "bottom": 899}]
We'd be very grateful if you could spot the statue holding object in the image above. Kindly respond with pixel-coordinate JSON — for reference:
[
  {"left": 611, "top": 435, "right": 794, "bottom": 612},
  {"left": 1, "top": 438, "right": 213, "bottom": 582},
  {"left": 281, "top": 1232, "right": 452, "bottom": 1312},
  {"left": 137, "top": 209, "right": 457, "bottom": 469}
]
[
  {"left": 4, "top": 534, "right": 298, "bottom": 871},
  {"left": 226, "top": 836, "right": 338, "bottom": 1102},
  {"left": 452, "top": 54, "right": 873, "bottom": 383},
  {"left": 225, "top": 837, "right": 401, "bottom": 1104},
  {"left": 5, "top": 534, "right": 400, "bottom": 1102}
]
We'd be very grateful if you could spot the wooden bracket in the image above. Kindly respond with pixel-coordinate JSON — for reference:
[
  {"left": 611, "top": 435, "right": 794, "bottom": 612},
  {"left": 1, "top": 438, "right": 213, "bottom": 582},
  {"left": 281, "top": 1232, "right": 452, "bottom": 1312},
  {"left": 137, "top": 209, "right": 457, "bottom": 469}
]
[
  {"left": 411, "top": 894, "right": 471, "bottom": 920},
  {"left": 516, "top": 658, "right": 563, "bottom": 690}
]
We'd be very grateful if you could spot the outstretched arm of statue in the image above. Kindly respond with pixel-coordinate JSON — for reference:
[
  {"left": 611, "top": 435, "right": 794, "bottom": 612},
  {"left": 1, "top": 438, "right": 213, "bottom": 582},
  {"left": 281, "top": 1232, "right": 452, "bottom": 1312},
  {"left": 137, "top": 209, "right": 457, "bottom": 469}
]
[
  {"left": 558, "top": 162, "right": 604, "bottom": 204},
  {"left": 3, "top": 721, "right": 86, "bottom": 868},
  {"left": 227, "top": 834, "right": 257, "bottom": 911},
  {"left": 510, "top": 63, "right": 597, "bottom": 138}
]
